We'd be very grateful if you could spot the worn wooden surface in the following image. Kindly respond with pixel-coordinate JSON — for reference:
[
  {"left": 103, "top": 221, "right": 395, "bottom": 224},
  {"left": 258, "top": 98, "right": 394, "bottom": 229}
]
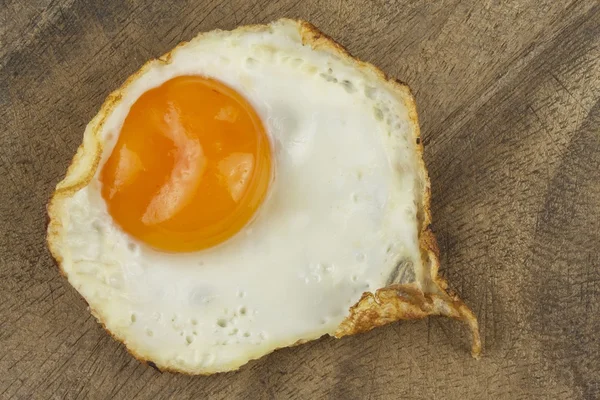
[{"left": 1, "top": 0, "right": 599, "bottom": 399}]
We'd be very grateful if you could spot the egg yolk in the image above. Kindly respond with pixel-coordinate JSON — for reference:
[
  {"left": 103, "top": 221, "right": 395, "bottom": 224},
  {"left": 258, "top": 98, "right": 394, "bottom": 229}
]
[{"left": 100, "top": 76, "right": 271, "bottom": 252}]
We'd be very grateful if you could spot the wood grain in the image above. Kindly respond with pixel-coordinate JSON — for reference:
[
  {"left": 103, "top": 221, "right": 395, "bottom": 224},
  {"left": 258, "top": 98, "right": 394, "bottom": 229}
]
[{"left": 1, "top": 0, "right": 599, "bottom": 399}]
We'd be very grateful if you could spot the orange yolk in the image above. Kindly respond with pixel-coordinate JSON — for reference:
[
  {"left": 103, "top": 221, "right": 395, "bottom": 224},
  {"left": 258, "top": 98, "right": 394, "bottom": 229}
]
[{"left": 100, "top": 76, "right": 271, "bottom": 252}]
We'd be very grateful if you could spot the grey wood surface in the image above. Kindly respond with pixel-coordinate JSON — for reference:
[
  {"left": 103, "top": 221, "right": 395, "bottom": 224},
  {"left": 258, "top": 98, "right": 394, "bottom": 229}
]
[{"left": 1, "top": 1, "right": 599, "bottom": 399}]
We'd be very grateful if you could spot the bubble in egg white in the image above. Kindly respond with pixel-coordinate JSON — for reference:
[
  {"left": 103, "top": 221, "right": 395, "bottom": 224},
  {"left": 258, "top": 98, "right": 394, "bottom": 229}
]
[{"left": 216, "top": 319, "right": 228, "bottom": 328}]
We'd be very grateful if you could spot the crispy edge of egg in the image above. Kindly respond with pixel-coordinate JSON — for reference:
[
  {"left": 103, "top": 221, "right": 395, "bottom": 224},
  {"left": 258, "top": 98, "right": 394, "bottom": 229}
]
[{"left": 46, "top": 18, "right": 481, "bottom": 375}]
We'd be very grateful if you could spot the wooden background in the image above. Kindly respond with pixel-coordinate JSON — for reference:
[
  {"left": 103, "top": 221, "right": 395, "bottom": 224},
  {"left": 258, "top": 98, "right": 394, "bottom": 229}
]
[{"left": 1, "top": 0, "right": 599, "bottom": 399}]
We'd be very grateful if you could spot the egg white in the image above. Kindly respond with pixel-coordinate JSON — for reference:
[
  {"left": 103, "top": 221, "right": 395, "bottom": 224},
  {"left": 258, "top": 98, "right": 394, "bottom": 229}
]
[{"left": 49, "top": 19, "right": 427, "bottom": 374}]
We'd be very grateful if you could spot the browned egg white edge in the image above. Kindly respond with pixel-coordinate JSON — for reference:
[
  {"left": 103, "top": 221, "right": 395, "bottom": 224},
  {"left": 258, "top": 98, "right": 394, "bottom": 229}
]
[{"left": 47, "top": 18, "right": 481, "bottom": 375}]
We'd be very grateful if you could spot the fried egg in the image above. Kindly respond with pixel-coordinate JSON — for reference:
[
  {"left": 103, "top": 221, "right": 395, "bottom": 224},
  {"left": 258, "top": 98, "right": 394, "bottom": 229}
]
[{"left": 48, "top": 19, "right": 479, "bottom": 374}]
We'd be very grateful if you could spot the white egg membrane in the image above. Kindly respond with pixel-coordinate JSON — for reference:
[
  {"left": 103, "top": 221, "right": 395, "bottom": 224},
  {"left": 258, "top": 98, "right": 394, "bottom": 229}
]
[{"left": 56, "top": 20, "right": 425, "bottom": 373}]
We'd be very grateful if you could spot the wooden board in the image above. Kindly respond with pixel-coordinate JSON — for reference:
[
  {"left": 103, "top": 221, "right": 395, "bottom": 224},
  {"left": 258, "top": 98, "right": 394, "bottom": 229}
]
[{"left": 1, "top": 1, "right": 599, "bottom": 398}]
